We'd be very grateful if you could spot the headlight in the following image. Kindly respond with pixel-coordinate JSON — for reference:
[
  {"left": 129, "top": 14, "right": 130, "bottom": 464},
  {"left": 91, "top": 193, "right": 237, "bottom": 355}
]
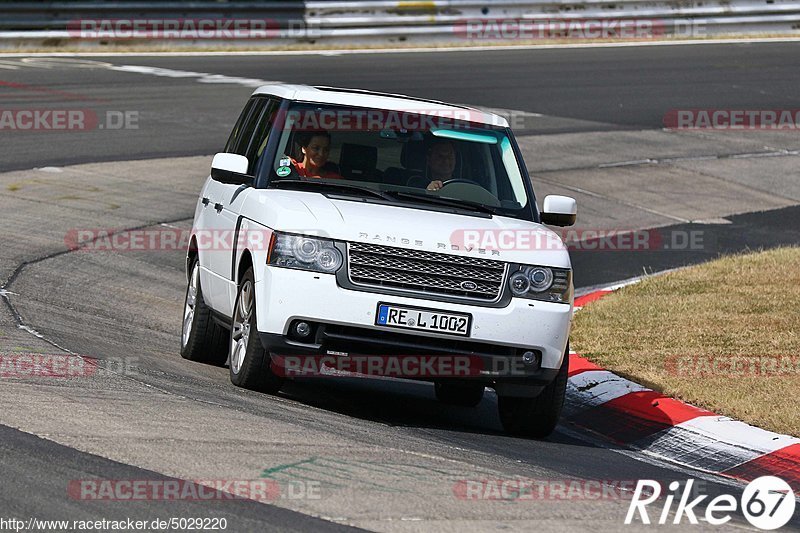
[
  {"left": 268, "top": 233, "right": 343, "bottom": 273},
  {"left": 528, "top": 267, "right": 554, "bottom": 292},
  {"left": 508, "top": 265, "right": 572, "bottom": 303}
]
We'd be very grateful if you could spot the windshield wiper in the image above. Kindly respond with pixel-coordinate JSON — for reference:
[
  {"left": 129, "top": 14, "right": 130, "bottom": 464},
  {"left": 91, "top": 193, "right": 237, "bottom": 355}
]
[
  {"left": 271, "top": 180, "right": 497, "bottom": 215},
  {"left": 384, "top": 190, "right": 497, "bottom": 215},
  {"left": 270, "top": 179, "right": 393, "bottom": 201}
]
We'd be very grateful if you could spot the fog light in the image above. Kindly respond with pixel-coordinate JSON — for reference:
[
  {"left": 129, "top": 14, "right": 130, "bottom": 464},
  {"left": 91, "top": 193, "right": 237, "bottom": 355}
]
[
  {"left": 509, "top": 271, "right": 530, "bottom": 296},
  {"left": 522, "top": 351, "right": 538, "bottom": 366},
  {"left": 294, "top": 321, "right": 311, "bottom": 338}
]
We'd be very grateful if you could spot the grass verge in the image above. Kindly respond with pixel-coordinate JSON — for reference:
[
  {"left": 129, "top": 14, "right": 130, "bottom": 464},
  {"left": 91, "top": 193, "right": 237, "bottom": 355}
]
[{"left": 571, "top": 246, "right": 800, "bottom": 437}]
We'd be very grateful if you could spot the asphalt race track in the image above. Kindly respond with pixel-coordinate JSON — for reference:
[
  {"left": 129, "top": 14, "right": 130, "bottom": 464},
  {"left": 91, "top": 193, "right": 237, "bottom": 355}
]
[
  {"left": 2, "top": 42, "right": 800, "bottom": 171},
  {"left": 1, "top": 43, "right": 799, "bottom": 531}
]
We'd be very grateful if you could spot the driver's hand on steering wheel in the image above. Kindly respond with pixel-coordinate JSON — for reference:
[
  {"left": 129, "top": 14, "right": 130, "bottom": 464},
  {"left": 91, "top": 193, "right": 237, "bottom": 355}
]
[{"left": 426, "top": 180, "right": 444, "bottom": 191}]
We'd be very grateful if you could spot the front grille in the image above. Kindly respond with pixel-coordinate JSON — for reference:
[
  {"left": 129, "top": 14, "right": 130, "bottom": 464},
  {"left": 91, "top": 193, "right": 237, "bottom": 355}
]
[{"left": 347, "top": 241, "right": 506, "bottom": 301}]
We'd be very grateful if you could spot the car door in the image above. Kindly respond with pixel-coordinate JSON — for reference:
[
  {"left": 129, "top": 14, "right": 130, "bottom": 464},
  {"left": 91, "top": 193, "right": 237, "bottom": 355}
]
[{"left": 202, "top": 96, "right": 280, "bottom": 317}]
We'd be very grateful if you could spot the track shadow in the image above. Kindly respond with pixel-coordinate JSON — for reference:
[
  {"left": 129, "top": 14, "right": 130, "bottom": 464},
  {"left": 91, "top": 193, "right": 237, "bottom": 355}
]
[{"left": 276, "top": 374, "right": 602, "bottom": 449}]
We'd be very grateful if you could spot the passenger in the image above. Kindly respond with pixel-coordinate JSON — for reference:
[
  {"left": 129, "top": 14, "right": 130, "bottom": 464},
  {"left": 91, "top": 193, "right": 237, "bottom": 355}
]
[
  {"left": 291, "top": 130, "right": 342, "bottom": 179},
  {"left": 424, "top": 139, "right": 457, "bottom": 191}
]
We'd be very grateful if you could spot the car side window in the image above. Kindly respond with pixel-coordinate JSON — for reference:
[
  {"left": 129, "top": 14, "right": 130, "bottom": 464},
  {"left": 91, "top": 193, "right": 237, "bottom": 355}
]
[
  {"left": 216, "top": 97, "right": 268, "bottom": 177},
  {"left": 224, "top": 98, "right": 257, "bottom": 154},
  {"left": 242, "top": 99, "right": 280, "bottom": 175},
  {"left": 231, "top": 98, "right": 268, "bottom": 161}
]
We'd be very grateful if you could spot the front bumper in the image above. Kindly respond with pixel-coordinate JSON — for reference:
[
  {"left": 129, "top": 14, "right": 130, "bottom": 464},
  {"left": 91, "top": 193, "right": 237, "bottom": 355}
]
[{"left": 256, "top": 266, "right": 571, "bottom": 390}]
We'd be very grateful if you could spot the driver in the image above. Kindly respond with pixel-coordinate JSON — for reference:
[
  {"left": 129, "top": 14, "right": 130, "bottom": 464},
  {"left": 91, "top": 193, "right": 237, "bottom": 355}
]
[{"left": 425, "top": 139, "right": 457, "bottom": 191}]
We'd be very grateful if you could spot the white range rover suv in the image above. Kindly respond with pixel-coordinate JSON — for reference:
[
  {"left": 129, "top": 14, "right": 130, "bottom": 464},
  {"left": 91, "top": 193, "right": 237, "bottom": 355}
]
[{"left": 181, "top": 84, "right": 578, "bottom": 437}]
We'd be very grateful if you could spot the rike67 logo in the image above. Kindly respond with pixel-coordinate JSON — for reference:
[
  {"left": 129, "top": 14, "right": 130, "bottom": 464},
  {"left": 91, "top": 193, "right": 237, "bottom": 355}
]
[{"left": 626, "top": 477, "right": 795, "bottom": 530}]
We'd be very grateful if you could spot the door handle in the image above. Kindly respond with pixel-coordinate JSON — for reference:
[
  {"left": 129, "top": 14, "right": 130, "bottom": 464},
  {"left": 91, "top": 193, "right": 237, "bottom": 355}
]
[
  {"left": 214, "top": 203, "right": 224, "bottom": 212},
  {"left": 201, "top": 197, "right": 210, "bottom": 206}
]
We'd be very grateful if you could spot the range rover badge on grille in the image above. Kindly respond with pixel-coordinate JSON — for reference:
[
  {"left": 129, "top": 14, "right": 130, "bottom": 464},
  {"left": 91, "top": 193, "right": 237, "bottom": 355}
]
[{"left": 460, "top": 281, "right": 479, "bottom": 291}]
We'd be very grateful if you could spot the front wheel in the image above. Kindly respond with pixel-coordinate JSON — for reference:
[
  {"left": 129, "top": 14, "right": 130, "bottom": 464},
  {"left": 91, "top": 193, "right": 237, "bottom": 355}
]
[
  {"left": 180, "top": 259, "right": 227, "bottom": 365},
  {"left": 497, "top": 345, "right": 569, "bottom": 438},
  {"left": 229, "top": 267, "right": 283, "bottom": 394}
]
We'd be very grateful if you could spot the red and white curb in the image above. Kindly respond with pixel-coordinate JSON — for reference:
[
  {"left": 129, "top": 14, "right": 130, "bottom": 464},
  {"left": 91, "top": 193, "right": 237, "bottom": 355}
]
[{"left": 566, "top": 285, "right": 800, "bottom": 492}]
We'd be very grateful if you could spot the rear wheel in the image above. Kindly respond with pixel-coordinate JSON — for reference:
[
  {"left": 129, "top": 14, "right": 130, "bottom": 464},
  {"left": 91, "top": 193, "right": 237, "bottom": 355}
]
[
  {"left": 435, "top": 382, "right": 485, "bottom": 407},
  {"left": 180, "top": 259, "right": 227, "bottom": 365},
  {"left": 229, "top": 267, "right": 283, "bottom": 394},
  {"left": 497, "top": 345, "right": 569, "bottom": 438}
]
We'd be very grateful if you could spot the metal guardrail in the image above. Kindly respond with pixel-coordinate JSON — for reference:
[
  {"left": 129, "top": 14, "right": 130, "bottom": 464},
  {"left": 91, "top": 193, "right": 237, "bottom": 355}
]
[
  {"left": 304, "top": 0, "right": 800, "bottom": 38},
  {"left": 307, "top": 0, "right": 800, "bottom": 25},
  {"left": 0, "top": 2, "right": 305, "bottom": 30},
  {"left": 0, "top": 0, "right": 798, "bottom": 45}
]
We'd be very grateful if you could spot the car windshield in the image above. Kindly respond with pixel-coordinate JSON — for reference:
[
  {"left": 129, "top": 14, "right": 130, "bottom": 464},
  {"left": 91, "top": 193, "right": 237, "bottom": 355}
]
[{"left": 268, "top": 103, "right": 532, "bottom": 219}]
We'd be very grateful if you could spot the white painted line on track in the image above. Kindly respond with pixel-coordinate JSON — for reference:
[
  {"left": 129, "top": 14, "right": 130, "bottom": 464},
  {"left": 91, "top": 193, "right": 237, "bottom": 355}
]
[
  {"left": 16, "top": 324, "right": 77, "bottom": 355},
  {"left": 0, "top": 57, "right": 285, "bottom": 87},
  {"left": 108, "top": 64, "right": 283, "bottom": 88},
  {"left": 599, "top": 159, "right": 656, "bottom": 168}
]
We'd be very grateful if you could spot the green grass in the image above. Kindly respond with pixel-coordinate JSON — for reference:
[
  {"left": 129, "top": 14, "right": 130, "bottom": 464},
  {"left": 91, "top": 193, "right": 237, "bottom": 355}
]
[{"left": 572, "top": 247, "right": 800, "bottom": 436}]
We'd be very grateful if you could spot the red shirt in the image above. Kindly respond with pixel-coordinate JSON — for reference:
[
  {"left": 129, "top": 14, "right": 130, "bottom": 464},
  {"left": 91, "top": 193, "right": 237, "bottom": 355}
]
[{"left": 291, "top": 158, "right": 342, "bottom": 179}]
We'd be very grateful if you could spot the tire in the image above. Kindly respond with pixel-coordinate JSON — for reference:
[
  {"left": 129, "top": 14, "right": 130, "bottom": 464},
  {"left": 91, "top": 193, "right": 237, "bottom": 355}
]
[
  {"left": 497, "top": 344, "right": 570, "bottom": 438},
  {"left": 435, "top": 382, "right": 485, "bottom": 407},
  {"left": 229, "top": 267, "right": 283, "bottom": 394},
  {"left": 180, "top": 259, "right": 228, "bottom": 365}
]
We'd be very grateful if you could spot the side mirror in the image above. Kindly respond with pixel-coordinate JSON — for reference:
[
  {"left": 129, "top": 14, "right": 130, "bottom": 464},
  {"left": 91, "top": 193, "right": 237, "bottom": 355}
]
[
  {"left": 211, "top": 153, "right": 252, "bottom": 185},
  {"left": 541, "top": 195, "right": 577, "bottom": 227}
]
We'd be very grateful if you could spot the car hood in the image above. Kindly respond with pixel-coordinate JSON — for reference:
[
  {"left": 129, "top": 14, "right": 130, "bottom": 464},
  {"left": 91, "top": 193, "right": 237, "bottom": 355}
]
[{"left": 245, "top": 189, "right": 571, "bottom": 268}]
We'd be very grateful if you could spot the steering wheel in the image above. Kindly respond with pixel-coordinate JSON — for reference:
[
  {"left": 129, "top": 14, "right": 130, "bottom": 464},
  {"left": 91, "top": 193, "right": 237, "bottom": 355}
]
[
  {"left": 440, "top": 178, "right": 480, "bottom": 187},
  {"left": 406, "top": 174, "right": 430, "bottom": 188},
  {"left": 406, "top": 175, "right": 482, "bottom": 189}
]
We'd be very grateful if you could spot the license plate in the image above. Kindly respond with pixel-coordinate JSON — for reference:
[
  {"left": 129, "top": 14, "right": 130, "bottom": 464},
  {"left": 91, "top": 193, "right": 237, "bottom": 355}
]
[{"left": 375, "top": 303, "right": 471, "bottom": 337}]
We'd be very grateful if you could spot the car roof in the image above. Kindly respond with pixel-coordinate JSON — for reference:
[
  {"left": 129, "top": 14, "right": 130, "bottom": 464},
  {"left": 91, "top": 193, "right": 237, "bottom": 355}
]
[{"left": 252, "top": 84, "right": 510, "bottom": 128}]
